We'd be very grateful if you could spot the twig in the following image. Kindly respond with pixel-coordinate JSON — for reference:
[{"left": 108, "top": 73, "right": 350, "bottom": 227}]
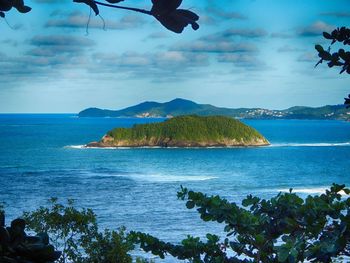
[
  {"left": 4, "top": 17, "right": 15, "bottom": 30},
  {"left": 85, "top": 7, "right": 92, "bottom": 36},
  {"left": 98, "top": 14, "right": 106, "bottom": 31}
]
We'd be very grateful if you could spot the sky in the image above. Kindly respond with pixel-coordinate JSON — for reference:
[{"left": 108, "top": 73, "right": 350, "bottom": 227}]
[{"left": 0, "top": 0, "right": 349, "bottom": 113}]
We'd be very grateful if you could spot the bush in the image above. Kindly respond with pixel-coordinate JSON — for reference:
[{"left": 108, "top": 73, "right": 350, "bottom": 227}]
[
  {"left": 23, "top": 198, "right": 135, "bottom": 263},
  {"left": 82, "top": 228, "right": 133, "bottom": 263},
  {"left": 131, "top": 184, "right": 350, "bottom": 263}
]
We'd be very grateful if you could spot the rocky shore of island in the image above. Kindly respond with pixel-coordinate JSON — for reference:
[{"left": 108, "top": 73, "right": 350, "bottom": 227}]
[{"left": 86, "top": 135, "right": 269, "bottom": 148}]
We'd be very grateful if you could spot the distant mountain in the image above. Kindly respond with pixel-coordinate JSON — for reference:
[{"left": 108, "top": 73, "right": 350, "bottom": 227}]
[{"left": 78, "top": 98, "right": 350, "bottom": 121}]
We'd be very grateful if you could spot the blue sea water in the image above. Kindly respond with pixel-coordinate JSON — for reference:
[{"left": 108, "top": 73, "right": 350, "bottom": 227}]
[{"left": 0, "top": 115, "right": 350, "bottom": 253}]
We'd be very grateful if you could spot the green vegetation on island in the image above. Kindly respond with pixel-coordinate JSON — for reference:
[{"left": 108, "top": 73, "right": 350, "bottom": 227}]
[{"left": 87, "top": 115, "right": 269, "bottom": 147}]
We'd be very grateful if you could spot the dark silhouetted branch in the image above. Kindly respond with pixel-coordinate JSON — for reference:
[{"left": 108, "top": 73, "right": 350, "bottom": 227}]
[{"left": 94, "top": 1, "right": 152, "bottom": 15}]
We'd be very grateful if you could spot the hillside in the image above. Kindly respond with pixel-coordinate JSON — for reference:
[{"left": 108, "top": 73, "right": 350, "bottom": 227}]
[
  {"left": 86, "top": 115, "right": 269, "bottom": 148},
  {"left": 78, "top": 98, "right": 350, "bottom": 121}
]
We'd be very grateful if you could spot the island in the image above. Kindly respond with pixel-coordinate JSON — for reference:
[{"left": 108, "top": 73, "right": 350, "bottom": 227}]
[
  {"left": 78, "top": 98, "right": 350, "bottom": 121},
  {"left": 86, "top": 115, "right": 270, "bottom": 148}
]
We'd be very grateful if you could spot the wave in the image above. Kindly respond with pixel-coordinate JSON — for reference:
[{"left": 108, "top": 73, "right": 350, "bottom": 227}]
[
  {"left": 129, "top": 174, "right": 218, "bottom": 183},
  {"left": 65, "top": 145, "right": 262, "bottom": 150},
  {"left": 278, "top": 187, "right": 327, "bottom": 194},
  {"left": 64, "top": 145, "right": 162, "bottom": 150},
  {"left": 84, "top": 171, "right": 218, "bottom": 183},
  {"left": 65, "top": 142, "right": 350, "bottom": 150},
  {"left": 270, "top": 142, "right": 350, "bottom": 147},
  {"left": 65, "top": 145, "right": 86, "bottom": 149},
  {"left": 16, "top": 168, "right": 218, "bottom": 183},
  {"left": 278, "top": 187, "right": 348, "bottom": 195}
]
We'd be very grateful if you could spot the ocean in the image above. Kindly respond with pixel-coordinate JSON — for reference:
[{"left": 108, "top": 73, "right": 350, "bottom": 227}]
[{"left": 0, "top": 114, "right": 350, "bottom": 258}]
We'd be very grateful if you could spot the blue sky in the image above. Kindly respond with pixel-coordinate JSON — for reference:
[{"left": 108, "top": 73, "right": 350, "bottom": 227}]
[{"left": 0, "top": 0, "right": 349, "bottom": 113}]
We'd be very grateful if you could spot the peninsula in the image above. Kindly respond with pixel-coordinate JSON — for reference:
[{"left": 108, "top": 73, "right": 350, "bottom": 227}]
[
  {"left": 78, "top": 98, "right": 350, "bottom": 121},
  {"left": 86, "top": 115, "right": 269, "bottom": 148}
]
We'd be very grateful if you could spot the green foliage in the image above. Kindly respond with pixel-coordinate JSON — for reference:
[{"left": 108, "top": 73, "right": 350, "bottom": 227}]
[
  {"left": 81, "top": 228, "right": 133, "bottom": 263},
  {"left": 23, "top": 198, "right": 135, "bottom": 263},
  {"left": 130, "top": 231, "right": 230, "bottom": 263},
  {"left": 107, "top": 115, "right": 267, "bottom": 145},
  {"left": 23, "top": 198, "right": 97, "bottom": 263},
  {"left": 131, "top": 184, "right": 350, "bottom": 263}
]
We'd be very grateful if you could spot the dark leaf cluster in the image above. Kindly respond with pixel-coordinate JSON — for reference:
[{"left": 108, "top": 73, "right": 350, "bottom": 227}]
[
  {"left": 150, "top": 0, "right": 199, "bottom": 33},
  {"left": 132, "top": 184, "right": 350, "bottom": 263},
  {"left": 315, "top": 27, "right": 350, "bottom": 72},
  {"left": 0, "top": 0, "right": 31, "bottom": 18},
  {"left": 345, "top": 94, "right": 350, "bottom": 108},
  {"left": 76, "top": 0, "right": 200, "bottom": 33},
  {"left": 315, "top": 44, "right": 350, "bottom": 74},
  {"left": 323, "top": 27, "right": 350, "bottom": 46},
  {"left": 0, "top": 0, "right": 199, "bottom": 33},
  {"left": 315, "top": 27, "right": 350, "bottom": 106}
]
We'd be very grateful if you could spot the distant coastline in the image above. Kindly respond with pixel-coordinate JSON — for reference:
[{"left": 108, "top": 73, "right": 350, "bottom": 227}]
[{"left": 78, "top": 98, "right": 350, "bottom": 121}]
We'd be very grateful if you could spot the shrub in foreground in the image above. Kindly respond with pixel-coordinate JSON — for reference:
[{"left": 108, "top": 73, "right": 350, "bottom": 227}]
[
  {"left": 22, "top": 198, "right": 134, "bottom": 263},
  {"left": 131, "top": 184, "right": 350, "bottom": 263},
  {"left": 2, "top": 185, "right": 350, "bottom": 262}
]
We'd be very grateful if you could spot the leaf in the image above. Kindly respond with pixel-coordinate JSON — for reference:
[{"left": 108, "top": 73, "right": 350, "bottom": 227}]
[
  {"left": 176, "top": 9, "right": 199, "bottom": 30},
  {"left": 176, "top": 9, "right": 199, "bottom": 21},
  {"left": 155, "top": 9, "right": 200, "bottom": 33},
  {"left": 242, "top": 198, "right": 251, "bottom": 207},
  {"left": 73, "top": 0, "right": 99, "bottom": 16},
  {"left": 277, "top": 246, "right": 290, "bottom": 262},
  {"left": 255, "top": 234, "right": 265, "bottom": 245},
  {"left": 0, "top": 0, "right": 12, "bottom": 12},
  {"left": 338, "top": 49, "right": 350, "bottom": 61},
  {"left": 340, "top": 65, "right": 347, "bottom": 73},
  {"left": 323, "top": 32, "right": 333, "bottom": 40},
  {"left": 201, "top": 213, "right": 212, "bottom": 222},
  {"left": 151, "top": 0, "right": 182, "bottom": 15},
  {"left": 315, "top": 45, "right": 324, "bottom": 53},
  {"left": 155, "top": 14, "right": 185, "bottom": 33},
  {"left": 319, "top": 51, "right": 332, "bottom": 61},
  {"left": 186, "top": 201, "right": 195, "bottom": 209},
  {"left": 12, "top": 0, "right": 31, "bottom": 13}
]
